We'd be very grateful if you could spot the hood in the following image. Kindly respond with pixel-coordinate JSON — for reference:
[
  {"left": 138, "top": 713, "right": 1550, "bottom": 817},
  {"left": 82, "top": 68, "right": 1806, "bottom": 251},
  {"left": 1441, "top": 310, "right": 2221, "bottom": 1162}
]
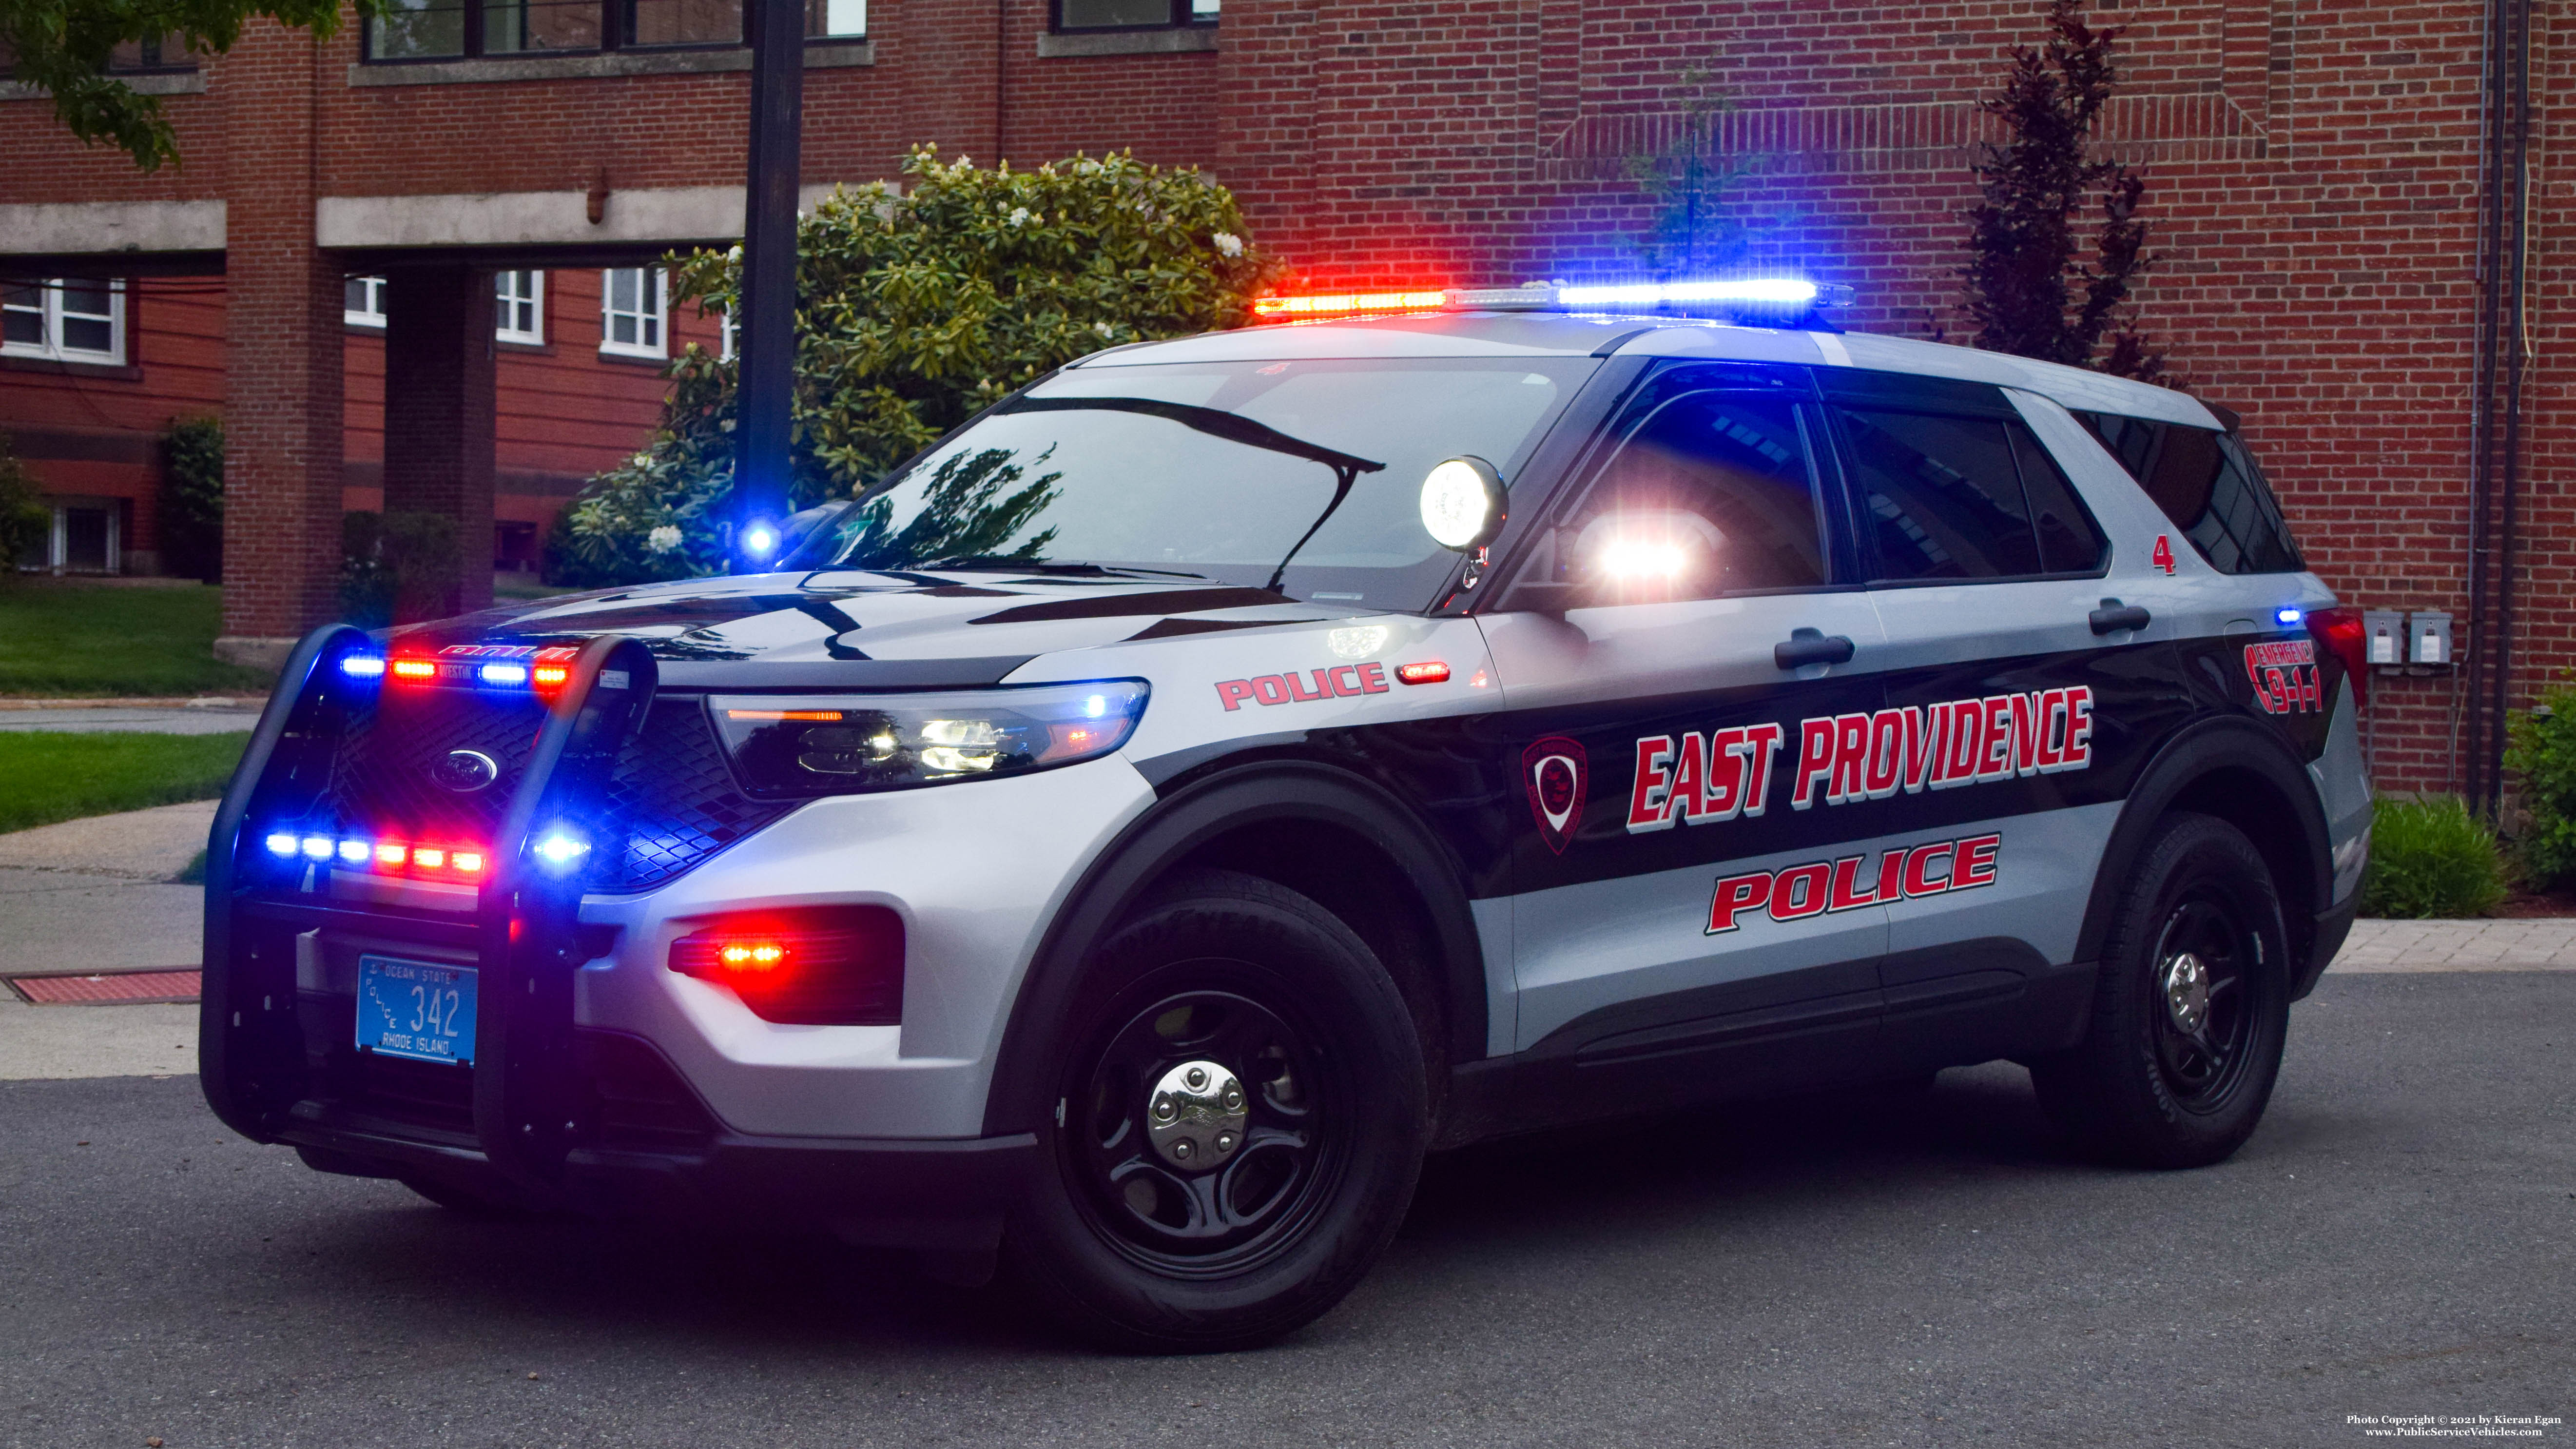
[{"left": 397, "top": 569, "right": 1354, "bottom": 689}]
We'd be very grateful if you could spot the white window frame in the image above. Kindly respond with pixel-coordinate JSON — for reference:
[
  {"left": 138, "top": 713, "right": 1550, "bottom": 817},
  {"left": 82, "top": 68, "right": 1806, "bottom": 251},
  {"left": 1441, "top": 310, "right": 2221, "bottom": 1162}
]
[
  {"left": 2, "top": 279, "right": 127, "bottom": 365},
  {"left": 495, "top": 270, "right": 546, "bottom": 345},
  {"left": 813, "top": 0, "right": 866, "bottom": 37},
  {"left": 344, "top": 274, "right": 387, "bottom": 329},
  {"left": 600, "top": 268, "right": 667, "bottom": 359}
]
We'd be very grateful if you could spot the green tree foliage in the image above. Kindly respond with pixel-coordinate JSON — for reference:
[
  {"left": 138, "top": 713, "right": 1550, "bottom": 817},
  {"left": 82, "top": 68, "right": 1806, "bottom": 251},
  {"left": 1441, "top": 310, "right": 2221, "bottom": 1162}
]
[
  {"left": 2505, "top": 683, "right": 2576, "bottom": 889},
  {"left": 157, "top": 413, "right": 223, "bottom": 582},
  {"left": 0, "top": 430, "right": 49, "bottom": 567},
  {"left": 1620, "top": 62, "right": 1763, "bottom": 280},
  {"left": 1958, "top": 0, "right": 2164, "bottom": 380},
  {"left": 1, "top": 0, "right": 379, "bottom": 171},
  {"left": 2358, "top": 797, "right": 2507, "bottom": 920},
  {"left": 547, "top": 147, "right": 1278, "bottom": 587}
]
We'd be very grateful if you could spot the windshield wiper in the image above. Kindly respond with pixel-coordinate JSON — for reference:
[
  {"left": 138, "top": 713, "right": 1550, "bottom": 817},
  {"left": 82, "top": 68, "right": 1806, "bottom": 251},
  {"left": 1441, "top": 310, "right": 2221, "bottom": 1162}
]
[
  {"left": 926, "top": 557, "right": 1210, "bottom": 580},
  {"left": 992, "top": 395, "right": 1390, "bottom": 595}
]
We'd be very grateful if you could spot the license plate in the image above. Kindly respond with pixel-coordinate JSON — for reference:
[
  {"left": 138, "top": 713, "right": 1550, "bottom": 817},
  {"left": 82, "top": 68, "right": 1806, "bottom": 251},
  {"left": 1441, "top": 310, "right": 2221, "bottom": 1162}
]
[{"left": 355, "top": 955, "right": 478, "bottom": 1067}]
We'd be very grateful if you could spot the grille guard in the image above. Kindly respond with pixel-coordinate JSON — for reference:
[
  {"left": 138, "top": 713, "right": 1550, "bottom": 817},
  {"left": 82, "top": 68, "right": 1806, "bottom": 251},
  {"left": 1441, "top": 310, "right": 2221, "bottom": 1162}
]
[{"left": 200, "top": 626, "right": 662, "bottom": 1194}]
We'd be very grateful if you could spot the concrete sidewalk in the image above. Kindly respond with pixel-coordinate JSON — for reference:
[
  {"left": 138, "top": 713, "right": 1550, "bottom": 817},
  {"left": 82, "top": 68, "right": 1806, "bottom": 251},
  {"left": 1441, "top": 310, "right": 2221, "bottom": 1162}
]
[
  {"left": 0, "top": 703, "right": 263, "bottom": 734},
  {"left": 3, "top": 801, "right": 2576, "bottom": 1081},
  {"left": 0, "top": 801, "right": 212, "bottom": 1080}
]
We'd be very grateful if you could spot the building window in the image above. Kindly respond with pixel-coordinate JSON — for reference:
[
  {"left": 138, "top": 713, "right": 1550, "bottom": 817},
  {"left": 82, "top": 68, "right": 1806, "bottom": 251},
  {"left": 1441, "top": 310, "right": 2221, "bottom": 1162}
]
[
  {"left": 106, "top": 33, "right": 200, "bottom": 71},
  {"left": 13, "top": 497, "right": 123, "bottom": 575},
  {"left": 2, "top": 279, "right": 126, "bottom": 365},
  {"left": 365, "top": 0, "right": 860, "bottom": 60},
  {"left": 1053, "top": 0, "right": 1213, "bottom": 30},
  {"left": 496, "top": 270, "right": 545, "bottom": 344},
  {"left": 344, "top": 275, "right": 388, "bottom": 329},
  {"left": 601, "top": 268, "right": 666, "bottom": 358}
]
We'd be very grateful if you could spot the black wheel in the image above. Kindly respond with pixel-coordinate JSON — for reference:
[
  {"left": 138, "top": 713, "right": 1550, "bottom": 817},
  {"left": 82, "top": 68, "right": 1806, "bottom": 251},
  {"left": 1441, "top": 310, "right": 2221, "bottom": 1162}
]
[
  {"left": 2032, "top": 813, "right": 2292, "bottom": 1169},
  {"left": 1005, "top": 869, "right": 1428, "bottom": 1353}
]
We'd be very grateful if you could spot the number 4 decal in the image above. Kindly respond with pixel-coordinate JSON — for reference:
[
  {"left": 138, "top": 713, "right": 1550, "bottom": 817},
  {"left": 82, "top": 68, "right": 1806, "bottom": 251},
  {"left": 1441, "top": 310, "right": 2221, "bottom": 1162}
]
[{"left": 2151, "top": 535, "right": 2177, "bottom": 575}]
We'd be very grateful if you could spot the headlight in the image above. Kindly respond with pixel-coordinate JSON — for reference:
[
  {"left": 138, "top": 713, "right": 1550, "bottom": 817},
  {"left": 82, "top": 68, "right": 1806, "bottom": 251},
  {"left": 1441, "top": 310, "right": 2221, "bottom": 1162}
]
[{"left": 708, "top": 680, "right": 1149, "bottom": 798}]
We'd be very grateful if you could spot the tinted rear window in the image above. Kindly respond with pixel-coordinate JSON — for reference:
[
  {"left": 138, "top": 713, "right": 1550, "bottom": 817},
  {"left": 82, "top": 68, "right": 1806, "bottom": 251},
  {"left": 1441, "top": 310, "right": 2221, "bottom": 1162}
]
[
  {"left": 2075, "top": 411, "right": 2305, "bottom": 574},
  {"left": 1839, "top": 409, "right": 2108, "bottom": 582}
]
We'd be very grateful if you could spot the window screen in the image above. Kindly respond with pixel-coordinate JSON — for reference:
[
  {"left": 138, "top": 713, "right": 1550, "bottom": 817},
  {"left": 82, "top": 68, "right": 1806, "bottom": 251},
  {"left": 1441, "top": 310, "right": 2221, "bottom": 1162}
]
[
  {"left": 1565, "top": 393, "right": 1828, "bottom": 599},
  {"left": 1841, "top": 410, "right": 2040, "bottom": 580},
  {"left": 2073, "top": 411, "right": 2304, "bottom": 574}
]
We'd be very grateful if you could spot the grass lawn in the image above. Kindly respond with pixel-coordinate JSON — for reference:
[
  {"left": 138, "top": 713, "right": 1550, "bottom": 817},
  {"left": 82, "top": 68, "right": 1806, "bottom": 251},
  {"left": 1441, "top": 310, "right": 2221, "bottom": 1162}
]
[
  {"left": 0, "top": 582, "right": 276, "bottom": 698},
  {"left": 0, "top": 730, "right": 251, "bottom": 834}
]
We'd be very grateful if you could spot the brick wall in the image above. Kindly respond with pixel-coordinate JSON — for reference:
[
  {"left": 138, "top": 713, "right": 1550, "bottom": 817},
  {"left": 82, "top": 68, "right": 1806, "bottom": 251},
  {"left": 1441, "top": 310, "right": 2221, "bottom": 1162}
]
[{"left": 0, "top": 0, "right": 2558, "bottom": 791}]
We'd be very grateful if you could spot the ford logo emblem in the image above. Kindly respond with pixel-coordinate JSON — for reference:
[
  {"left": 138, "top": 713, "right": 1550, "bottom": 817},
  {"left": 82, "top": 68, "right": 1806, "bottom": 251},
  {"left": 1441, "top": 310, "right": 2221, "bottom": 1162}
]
[{"left": 432, "top": 749, "right": 501, "bottom": 794}]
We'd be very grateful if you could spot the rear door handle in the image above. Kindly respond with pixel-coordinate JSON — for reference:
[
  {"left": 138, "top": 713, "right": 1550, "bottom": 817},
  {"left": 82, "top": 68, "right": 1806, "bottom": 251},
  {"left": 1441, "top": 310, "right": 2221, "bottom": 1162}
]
[
  {"left": 1774, "top": 627, "right": 1858, "bottom": 670},
  {"left": 2090, "top": 599, "right": 2152, "bottom": 635}
]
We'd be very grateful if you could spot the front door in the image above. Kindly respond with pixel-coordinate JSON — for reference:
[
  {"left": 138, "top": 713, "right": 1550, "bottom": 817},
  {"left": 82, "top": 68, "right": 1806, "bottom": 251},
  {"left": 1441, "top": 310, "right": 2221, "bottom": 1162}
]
[{"left": 1480, "top": 364, "right": 1890, "bottom": 1077}]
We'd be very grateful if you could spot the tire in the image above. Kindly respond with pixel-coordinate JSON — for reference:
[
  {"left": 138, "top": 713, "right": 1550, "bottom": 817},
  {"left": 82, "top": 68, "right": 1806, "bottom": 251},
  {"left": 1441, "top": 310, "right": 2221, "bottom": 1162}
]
[
  {"left": 1004, "top": 869, "right": 1429, "bottom": 1353},
  {"left": 2032, "top": 813, "right": 2292, "bottom": 1169}
]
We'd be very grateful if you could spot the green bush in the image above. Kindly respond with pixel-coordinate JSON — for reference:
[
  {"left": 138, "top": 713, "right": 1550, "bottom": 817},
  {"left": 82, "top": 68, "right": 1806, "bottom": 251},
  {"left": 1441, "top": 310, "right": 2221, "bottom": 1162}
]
[
  {"left": 2358, "top": 796, "right": 2507, "bottom": 920},
  {"left": 158, "top": 414, "right": 226, "bottom": 583},
  {"left": 548, "top": 145, "right": 1280, "bottom": 586},
  {"left": 2505, "top": 685, "right": 2576, "bottom": 890},
  {"left": 340, "top": 510, "right": 462, "bottom": 627},
  {"left": 0, "top": 430, "right": 51, "bottom": 568}
]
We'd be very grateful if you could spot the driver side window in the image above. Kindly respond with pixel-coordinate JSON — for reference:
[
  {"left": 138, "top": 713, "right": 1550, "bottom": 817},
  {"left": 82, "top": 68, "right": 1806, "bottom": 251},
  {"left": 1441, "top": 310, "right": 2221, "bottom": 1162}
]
[{"left": 1557, "top": 392, "right": 1831, "bottom": 603}]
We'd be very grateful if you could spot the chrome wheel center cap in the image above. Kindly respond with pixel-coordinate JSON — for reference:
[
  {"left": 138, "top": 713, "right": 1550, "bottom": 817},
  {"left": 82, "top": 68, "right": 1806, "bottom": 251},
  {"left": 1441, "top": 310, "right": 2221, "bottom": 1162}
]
[
  {"left": 2163, "top": 952, "right": 2210, "bottom": 1033},
  {"left": 1146, "top": 1059, "right": 1248, "bottom": 1173}
]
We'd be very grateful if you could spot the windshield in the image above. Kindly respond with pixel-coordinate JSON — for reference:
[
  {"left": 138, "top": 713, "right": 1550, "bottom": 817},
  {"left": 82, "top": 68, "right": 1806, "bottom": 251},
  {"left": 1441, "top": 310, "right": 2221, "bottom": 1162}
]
[{"left": 817, "top": 357, "right": 1593, "bottom": 609}]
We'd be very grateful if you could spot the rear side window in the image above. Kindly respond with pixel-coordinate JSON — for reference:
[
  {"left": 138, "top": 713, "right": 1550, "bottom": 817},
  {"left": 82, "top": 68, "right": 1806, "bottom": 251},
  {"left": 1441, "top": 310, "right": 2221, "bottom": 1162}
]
[
  {"left": 1837, "top": 409, "right": 2108, "bottom": 582},
  {"left": 2074, "top": 411, "right": 2305, "bottom": 574}
]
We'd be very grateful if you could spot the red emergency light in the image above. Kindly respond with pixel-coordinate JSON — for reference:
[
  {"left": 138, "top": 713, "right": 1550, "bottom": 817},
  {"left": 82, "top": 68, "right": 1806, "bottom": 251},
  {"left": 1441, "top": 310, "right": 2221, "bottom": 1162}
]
[{"left": 668, "top": 905, "right": 905, "bottom": 1026}]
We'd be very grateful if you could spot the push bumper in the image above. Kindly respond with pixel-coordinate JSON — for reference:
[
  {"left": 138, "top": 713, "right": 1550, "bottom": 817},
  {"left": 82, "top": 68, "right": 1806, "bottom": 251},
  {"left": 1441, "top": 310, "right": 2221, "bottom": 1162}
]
[{"left": 199, "top": 625, "right": 1033, "bottom": 1252}]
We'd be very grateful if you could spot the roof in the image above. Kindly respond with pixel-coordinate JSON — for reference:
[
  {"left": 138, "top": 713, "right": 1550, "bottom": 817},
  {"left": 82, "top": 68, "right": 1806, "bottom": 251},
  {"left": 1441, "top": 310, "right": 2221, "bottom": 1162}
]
[{"left": 1073, "top": 311, "right": 2222, "bottom": 429}]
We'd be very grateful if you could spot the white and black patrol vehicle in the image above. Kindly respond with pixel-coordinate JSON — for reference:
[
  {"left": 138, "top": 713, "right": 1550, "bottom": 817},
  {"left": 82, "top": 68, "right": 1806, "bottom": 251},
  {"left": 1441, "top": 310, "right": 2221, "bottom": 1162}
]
[{"left": 203, "top": 280, "right": 2373, "bottom": 1352}]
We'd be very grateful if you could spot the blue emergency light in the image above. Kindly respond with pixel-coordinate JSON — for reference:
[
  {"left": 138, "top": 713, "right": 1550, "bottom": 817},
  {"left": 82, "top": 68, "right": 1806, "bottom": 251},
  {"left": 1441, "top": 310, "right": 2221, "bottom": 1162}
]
[{"left": 2275, "top": 607, "right": 2304, "bottom": 627}]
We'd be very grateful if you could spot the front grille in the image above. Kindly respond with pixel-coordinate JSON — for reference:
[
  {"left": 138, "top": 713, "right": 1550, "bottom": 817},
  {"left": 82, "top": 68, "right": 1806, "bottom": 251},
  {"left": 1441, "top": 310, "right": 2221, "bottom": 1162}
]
[
  {"left": 327, "top": 687, "right": 543, "bottom": 845},
  {"left": 314, "top": 689, "right": 789, "bottom": 896},
  {"left": 577, "top": 1032, "right": 720, "bottom": 1151},
  {"left": 592, "top": 700, "right": 792, "bottom": 893}
]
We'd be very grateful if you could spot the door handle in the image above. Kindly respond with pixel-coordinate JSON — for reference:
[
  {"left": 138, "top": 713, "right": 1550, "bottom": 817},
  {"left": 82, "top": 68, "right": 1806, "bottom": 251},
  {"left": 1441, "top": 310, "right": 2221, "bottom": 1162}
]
[
  {"left": 2090, "top": 599, "right": 2152, "bottom": 635},
  {"left": 1774, "top": 627, "right": 1857, "bottom": 670}
]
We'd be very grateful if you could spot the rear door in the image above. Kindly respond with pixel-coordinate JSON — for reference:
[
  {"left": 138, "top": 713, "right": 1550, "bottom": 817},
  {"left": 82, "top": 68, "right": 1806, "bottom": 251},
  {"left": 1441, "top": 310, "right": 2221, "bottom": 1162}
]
[
  {"left": 1479, "top": 362, "right": 1889, "bottom": 1080},
  {"left": 1817, "top": 369, "right": 2195, "bottom": 1064}
]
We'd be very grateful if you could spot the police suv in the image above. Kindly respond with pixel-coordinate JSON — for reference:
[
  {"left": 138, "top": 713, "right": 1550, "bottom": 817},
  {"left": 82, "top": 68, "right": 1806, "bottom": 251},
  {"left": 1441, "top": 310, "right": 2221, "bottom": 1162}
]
[{"left": 204, "top": 283, "right": 2372, "bottom": 1353}]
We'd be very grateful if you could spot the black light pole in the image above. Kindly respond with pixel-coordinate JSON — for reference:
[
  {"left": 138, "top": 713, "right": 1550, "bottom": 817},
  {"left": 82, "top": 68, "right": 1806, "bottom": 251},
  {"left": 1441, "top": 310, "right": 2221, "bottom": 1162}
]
[{"left": 734, "top": 0, "right": 803, "bottom": 569}]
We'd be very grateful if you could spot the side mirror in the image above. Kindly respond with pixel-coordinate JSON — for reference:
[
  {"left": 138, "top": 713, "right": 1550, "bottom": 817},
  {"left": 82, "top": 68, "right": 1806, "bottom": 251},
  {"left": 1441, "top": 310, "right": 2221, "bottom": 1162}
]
[
  {"left": 1420, "top": 456, "right": 1507, "bottom": 553},
  {"left": 776, "top": 498, "right": 862, "bottom": 569}
]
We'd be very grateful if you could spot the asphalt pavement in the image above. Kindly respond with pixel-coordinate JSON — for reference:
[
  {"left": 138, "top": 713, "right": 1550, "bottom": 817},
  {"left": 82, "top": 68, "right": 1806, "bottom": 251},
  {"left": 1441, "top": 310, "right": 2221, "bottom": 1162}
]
[{"left": 1, "top": 970, "right": 2568, "bottom": 1449}]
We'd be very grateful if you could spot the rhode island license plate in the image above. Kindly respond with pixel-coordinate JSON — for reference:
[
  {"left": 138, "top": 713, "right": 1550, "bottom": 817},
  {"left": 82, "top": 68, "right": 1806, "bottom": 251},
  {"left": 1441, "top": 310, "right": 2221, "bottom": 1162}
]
[{"left": 355, "top": 955, "right": 478, "bottom": 1067}]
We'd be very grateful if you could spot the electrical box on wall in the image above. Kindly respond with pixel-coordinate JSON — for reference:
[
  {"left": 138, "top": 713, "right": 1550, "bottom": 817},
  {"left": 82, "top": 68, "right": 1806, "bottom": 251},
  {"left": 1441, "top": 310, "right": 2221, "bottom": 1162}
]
[
  {"left": 2411, "top": 611, "right": 2455, "bottom": 666},
  {"left": 2363, "top": 611, "right": 2406, "bottom": 666}
]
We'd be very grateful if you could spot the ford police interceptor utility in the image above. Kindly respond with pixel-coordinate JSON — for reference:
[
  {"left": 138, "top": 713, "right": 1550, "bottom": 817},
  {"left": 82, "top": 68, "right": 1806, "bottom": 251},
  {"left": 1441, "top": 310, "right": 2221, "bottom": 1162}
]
[{"left": 202, "top": 279, "right": 2372, "bottom": 1352}]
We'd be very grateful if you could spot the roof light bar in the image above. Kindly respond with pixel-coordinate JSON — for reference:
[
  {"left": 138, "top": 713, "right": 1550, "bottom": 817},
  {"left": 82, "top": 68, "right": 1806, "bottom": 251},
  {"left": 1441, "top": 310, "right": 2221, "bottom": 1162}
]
[
  {"left": 1248, "top": 278, "right": 1851, "bottom": 324},
  {"left": 1252, "top": 290, "right": 1450, "bottom": 319}
]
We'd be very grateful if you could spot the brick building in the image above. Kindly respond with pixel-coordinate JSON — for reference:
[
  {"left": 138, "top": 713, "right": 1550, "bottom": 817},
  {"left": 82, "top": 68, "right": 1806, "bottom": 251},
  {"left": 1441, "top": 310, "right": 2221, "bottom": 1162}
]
[{"left": 0, "top": 0, "right": 2558, "bottom": 799}]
